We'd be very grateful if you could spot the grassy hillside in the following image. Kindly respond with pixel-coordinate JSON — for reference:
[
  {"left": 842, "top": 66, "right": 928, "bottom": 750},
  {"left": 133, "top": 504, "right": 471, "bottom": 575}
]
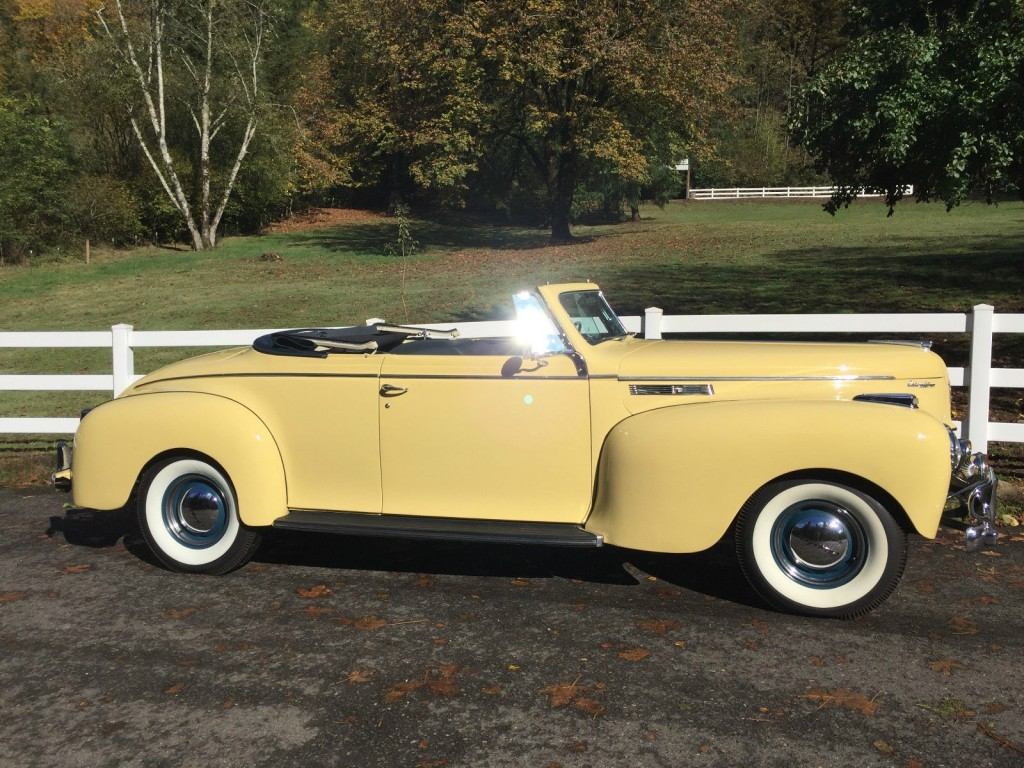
[{"left": 1, "top": 198, "right": 1022, "bottom": 489}]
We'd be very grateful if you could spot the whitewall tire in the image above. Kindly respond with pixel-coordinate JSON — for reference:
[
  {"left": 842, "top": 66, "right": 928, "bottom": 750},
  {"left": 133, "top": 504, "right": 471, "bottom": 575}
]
[
  {"left": 735, "top": 479, "right": 907, "bottom": 618},
  {"left": 137, "top": 457, "right": 261, "bottom": 574}
]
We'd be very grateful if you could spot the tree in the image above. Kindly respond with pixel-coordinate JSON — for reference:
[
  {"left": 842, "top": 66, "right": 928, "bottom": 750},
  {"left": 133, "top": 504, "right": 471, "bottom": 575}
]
[
  {"left": 296, "top": 0, "right": 486, "bottom": 208},
  {"left": 0, "top": 98, "right": 72, "bottom": 263},
  {"left": 794, "top": 0, "right": 1024, "bottom": 211},
  {"left": 473, "top": 0, "right": 737, "bottom": 241},
  {"left": 96, "top": 0, "right": 272, "bottom": 249}
]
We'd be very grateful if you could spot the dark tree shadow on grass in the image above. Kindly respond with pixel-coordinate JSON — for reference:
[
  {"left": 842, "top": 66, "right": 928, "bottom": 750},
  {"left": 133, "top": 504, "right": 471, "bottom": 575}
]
[{"left": 279, "top": 220, "right": 561, "bottom": 256}]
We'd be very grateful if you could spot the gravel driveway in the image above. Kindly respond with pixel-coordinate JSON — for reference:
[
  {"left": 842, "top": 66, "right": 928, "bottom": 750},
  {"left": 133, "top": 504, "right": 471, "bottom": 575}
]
[{"left": 1, "top": 487, "right": 1022, "bottom": 768}]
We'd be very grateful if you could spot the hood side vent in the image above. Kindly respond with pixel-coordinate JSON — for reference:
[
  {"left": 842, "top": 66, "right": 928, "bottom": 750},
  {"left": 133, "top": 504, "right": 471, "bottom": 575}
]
[
  {"left": 853, "top": 393, "right": 919, "bottom": 408},
  {"left": 629, "top": 384, "right": 714, "bottom": 396}
]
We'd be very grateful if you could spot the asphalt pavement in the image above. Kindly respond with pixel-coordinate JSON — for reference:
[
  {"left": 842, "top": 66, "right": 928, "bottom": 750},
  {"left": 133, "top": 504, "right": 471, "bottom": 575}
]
[{"left": 1, "top": 487, "right": 1022, "bottom": 768}]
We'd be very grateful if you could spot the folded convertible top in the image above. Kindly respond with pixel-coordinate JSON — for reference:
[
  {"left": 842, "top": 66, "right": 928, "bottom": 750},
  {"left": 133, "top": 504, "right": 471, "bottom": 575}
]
[{"left": 254, "top": 323, "right": 456, "bottom": 358}]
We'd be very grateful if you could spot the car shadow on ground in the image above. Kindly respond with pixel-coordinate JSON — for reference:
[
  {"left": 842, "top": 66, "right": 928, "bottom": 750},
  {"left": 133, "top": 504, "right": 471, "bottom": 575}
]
[
  {"left": 46, "top": 507, "right": 159, "bottom": 566},
  {"left": 44, "top": 507, "right": 765, "bottom": 609}
]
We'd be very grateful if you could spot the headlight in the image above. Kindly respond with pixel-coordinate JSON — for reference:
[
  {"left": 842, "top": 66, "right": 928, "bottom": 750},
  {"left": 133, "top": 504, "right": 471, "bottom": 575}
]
[{"left": 947, "top": 427, "right": 971, "bottom": 471}]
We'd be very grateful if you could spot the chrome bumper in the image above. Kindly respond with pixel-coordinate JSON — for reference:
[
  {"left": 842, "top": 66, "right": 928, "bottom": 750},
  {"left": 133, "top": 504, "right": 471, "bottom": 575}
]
[
  {"left": 948, "top": 452, "right": 998, "bottom": 551},
  {"left": 51, "top": 440, "right": 72, "bottom": 492}
]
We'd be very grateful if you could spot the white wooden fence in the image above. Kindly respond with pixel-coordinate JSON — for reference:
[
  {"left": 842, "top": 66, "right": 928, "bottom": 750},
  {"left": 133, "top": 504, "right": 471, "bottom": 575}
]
[
  {"left": 689, "top": 185, "right": 914, "bottom": 200},
  {"left": 1, "top": 303, "right": 1021, "bottom": 452}
]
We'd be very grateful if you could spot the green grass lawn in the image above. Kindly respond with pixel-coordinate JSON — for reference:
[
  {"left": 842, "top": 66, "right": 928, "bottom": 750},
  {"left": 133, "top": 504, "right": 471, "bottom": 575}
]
[{"left": 2, "top": 198, "right": 1022, "bottom": 491}]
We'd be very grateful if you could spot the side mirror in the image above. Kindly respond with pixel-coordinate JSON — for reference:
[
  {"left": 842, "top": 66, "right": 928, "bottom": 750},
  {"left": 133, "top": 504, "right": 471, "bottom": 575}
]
[{"left": 513, "top": 291, "right": 566, "bottom": 356}]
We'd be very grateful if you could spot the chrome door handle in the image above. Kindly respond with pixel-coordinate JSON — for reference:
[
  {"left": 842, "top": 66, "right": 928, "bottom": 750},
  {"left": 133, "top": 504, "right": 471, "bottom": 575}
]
[{"left": 379, "top": 384, "right": 408, "bottom": 397}]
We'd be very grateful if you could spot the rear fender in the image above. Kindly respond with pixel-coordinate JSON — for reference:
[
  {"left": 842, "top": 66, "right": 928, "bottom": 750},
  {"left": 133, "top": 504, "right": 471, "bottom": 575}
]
[
  {"left": 72, "top": 392, "right": 287, "bottom": 527},
  {"left": 585, "top": 399, "right": 951, "bottom": 553}
]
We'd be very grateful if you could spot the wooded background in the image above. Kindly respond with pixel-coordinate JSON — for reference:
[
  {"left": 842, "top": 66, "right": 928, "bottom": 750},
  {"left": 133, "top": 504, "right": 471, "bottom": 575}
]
[{"left": 0, "top": 0, "right": 1020, "bottom": 257}]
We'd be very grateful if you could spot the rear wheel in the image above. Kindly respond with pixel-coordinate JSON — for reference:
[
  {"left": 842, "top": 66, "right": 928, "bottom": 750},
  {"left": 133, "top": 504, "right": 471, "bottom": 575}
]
[
  {"left": 137, "top": 456, "right": 260, "bottom": 574},
  {"left": 735, "top": 479, "right": 907, "bottom": 618}
]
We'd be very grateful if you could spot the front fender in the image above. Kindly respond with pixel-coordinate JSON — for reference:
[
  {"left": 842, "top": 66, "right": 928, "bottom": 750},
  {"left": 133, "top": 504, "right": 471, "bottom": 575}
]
[
  {"left": 72, "top": 391, "right": 287, "bottom": 527},
  {"left": 585, "top": 399, "right": 951, "bottom": 553}
]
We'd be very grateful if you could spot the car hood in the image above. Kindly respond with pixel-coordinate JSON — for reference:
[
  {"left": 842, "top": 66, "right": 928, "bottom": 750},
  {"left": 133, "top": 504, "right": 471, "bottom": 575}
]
[{"left": 616, "top": 339, "right": 948, "bottom": 381}]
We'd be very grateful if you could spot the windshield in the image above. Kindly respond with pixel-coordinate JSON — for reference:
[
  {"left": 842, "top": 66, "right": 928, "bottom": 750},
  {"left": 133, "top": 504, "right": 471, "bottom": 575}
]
[{"left": 558, "top": 290, "right": 628, "bottom": 344}]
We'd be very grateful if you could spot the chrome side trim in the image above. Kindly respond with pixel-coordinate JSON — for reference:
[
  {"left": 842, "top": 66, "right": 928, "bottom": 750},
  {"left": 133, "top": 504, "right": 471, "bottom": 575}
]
[
  {"left": 617, "top": 374, "right": 896, "bottom": 382},
  {"left": 869, "top": 339, "right": 933, "bottom": 350},
  {"left": 629, "top": 383, "right": 714, "bottom": 396},
  {"left": 381, "top": 373, "right": 585, "bottom": 381}
]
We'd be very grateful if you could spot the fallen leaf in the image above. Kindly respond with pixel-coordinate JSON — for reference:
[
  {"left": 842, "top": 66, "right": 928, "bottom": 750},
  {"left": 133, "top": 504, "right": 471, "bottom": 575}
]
[
  {"left": 0, "top": 591, "right": 26, "bottom": 603},
  {"left": 617, "top": 648, "right": 650, "bottom": 662},
  {"left": 345, "top": 669, "right": 374, "bottom": 684},
  {"left": 983, "top": 702, "right": 1008, "bottom": 715},
  {"left": 164, "top": 683, "right": 185, "bottom": 695},
  {"left": 751, "top": 619, "right": 769, "bottom": 635},
  {"left": 354, "top": 615, "right": 387, "bottom": 631},
  {"left": 415, "top": 575, "right": 434, "bottom": 588},
  {"left": 426, "top": 665, "right": 458, "bottom": 697},
  {"left": 906, "top": 760, "right": 924, "bottom": 768},
  {"left": 304, "top": 605, "right": 332, "bottom": 617},
  {"left": 162, "top": 607, "right": 196, "bottom": 620},
  {"left": 636, "top": 618, "right": 680, "bottom": 636},
  {"left": 801, "top": 688, "right": 879, "bottom": 716},
  {"left": 978, "top": 596, "right": 998, "bottom": 605},
  {"left": 222, "top": 698, "right": 235, "bottom": 709},
  {"left": 385, "top": 680, "right": 422, "bottom": 703},
  {"left": 976, "top": 722, "right": 1024, "bottom": 755},
  {"left": 481, "top": 684, "right": 502, "bottom": 695},
  {"left": 542, "top": 682, "right": 579, "bottom": 708},
  {"left": 574, "top": 697, "right": 605, "bottom": 717},
  {"left": 510, "top": 578, "right": 529, "bottom": 586},
  {"left": 418, "top": 740, "right": 429, "bottom": 750},
  {"left": 873, "top": 739, "right": 895, "bottom": 756},
  {"left": 62, "top": 564, "right": 91, "bottom": 574},
  {"left": 809, "top": 656, "right": 826, "bottom": 667},
  {"left": 928, "top": 659, "right": 962, "bottom": 676},
  {"left": 949, "top": 616, "right": 979, "bottom": 635},
  {"left": 295, "top": 584, "right": 332, "bottom": 599}
]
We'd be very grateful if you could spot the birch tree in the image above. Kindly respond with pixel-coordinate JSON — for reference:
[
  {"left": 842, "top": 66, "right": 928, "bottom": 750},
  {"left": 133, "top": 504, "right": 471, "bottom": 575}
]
[{"left": 97, "top": 0, "right": 270, "bottom": 250}]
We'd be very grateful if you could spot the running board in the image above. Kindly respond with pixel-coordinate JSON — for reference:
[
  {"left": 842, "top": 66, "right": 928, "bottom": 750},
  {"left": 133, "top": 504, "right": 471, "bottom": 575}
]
[{"left": 273, "top": 510, "right": 603, "bottom": 547}]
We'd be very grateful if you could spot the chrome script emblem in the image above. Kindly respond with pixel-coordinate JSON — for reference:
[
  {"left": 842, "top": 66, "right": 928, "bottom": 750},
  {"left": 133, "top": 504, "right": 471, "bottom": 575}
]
[{"left": 906, "top": 381, "right": 936, "bottom": 388}]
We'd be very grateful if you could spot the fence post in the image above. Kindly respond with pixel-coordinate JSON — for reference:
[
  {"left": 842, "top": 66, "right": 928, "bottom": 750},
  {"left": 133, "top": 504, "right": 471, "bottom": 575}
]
[
  {"left": 644, "top": 307, "right": 663, "bottom": 340},
  {"left": 965, "top": 304, "right": 994, "bottom": 453},
  {"left": 111, "top": 323, "right": 135, "bottom": 397}
]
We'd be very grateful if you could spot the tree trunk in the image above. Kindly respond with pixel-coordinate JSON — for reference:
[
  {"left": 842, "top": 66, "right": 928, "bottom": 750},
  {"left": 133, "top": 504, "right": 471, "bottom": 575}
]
[
  {"left": 548, "top": 155, "right": 576, "bottom": 243},
  {"left": 85, "top": 238, "right": 91, "bottom": 264},
  {"left": 629, "top": 205, "right": 640, "bottom": 221}
]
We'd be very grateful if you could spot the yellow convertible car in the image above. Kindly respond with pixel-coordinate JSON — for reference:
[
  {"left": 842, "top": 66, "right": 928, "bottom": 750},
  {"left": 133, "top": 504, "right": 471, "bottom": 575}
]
[{"left": 53, "top": 283, "right": 997, "bottom": 617}]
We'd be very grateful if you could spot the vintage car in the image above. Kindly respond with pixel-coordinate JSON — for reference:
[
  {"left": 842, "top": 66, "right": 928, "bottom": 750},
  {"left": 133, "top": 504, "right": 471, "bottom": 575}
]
[{"left": 53, "top": 283, "right": 998, "bottom": 617}]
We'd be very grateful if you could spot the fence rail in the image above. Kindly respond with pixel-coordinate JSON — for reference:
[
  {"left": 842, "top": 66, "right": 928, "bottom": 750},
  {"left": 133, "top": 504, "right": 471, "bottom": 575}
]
[
  {"left": 689, "top": 185, "right": 914, "bottom": 200},
  {"left": 1, "top": 302, "right": 1021, "bottom": 451}
]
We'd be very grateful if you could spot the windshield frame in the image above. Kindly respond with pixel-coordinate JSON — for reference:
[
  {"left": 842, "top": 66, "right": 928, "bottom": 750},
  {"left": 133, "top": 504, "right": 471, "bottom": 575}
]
[{"left": 557, "top": 290, "right": 629, "bottom": 345}]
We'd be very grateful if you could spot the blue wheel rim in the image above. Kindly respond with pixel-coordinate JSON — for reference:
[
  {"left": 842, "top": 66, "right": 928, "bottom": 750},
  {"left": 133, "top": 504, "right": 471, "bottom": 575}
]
[
  {"left": 162, "top": 474, "right": 228, "bottom": 549},
  {"left": 770, "top": 500, "right": 867, "bottom": 588}
]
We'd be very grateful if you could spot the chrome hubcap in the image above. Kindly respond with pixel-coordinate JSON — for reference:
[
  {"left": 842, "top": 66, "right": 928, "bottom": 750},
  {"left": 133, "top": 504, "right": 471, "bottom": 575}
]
[
  {"left": 771, "top": 501, "right": 866, "bottom": 588},
  {"left": 162, "top": 475, "right": 228, "bottom": 549}
]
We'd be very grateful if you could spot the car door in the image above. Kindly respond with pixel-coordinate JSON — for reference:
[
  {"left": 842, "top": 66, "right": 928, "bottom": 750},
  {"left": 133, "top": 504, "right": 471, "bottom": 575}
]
[{"left": 378, "top": 350, "right": 591, "bottom": 522}]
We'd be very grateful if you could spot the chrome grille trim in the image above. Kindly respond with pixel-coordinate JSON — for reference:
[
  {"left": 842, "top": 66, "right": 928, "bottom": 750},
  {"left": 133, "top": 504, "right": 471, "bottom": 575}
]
[{"left": 628, "top": 383, "right": 714, "bottom": 396}]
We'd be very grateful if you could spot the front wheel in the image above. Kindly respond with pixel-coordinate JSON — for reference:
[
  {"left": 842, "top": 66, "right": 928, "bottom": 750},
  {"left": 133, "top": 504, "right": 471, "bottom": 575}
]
[
  {"left": 137, "top": 456, "right": 261, "bottom": 574},
  {"left": 735, "top": 479, "right": 907, "bottom": 618}
]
